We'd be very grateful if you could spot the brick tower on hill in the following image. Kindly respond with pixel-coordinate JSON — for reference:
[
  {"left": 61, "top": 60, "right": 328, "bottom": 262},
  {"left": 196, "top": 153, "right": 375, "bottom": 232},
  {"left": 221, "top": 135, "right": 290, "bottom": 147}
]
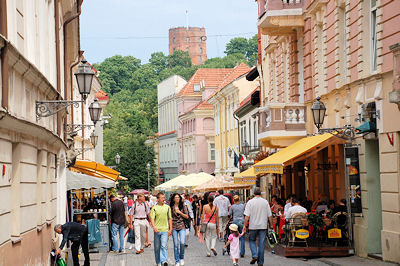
[{"left": 169, "top": 27, "right": 207, "bottom": 65}]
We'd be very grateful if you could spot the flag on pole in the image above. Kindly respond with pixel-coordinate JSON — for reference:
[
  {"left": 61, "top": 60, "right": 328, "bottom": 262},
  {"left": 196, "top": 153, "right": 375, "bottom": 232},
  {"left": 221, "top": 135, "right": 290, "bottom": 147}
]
[{"left": 234, "top": 153, "right": 239, "bottom": 168}]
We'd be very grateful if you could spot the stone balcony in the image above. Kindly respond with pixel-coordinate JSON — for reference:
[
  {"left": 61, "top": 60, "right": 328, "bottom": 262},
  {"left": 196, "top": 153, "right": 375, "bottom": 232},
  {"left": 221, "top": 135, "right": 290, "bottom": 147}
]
[
  {"left": 258, "top": 103, "right": 306, "bottom": 148},
  {"left": 258, "top": 0, "right": 304, "bottom": 35}
]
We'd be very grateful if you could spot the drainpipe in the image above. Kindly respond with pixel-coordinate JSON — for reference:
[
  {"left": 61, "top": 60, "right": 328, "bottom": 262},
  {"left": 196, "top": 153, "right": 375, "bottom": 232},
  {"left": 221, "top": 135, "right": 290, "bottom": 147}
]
[
  {"left": 0, "top": 0, "right": 9, "bottom": 110},
  {"left": 63, "top": 0, "right": 82, "bottom": 123},
  {"left": 54, "top": 0, "right": 62, "bottom": 136},
  {"left": 178, "top": 117, "right": 185, "bottom": 173},
  {"left": 233, "top": 112, "right": 241, "bottom": 155}
]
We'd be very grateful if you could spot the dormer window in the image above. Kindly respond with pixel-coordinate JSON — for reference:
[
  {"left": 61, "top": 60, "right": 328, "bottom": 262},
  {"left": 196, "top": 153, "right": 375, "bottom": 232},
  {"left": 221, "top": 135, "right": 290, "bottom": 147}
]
[{"left": 194, "top": 84, "right": 201, "bottom": 92}]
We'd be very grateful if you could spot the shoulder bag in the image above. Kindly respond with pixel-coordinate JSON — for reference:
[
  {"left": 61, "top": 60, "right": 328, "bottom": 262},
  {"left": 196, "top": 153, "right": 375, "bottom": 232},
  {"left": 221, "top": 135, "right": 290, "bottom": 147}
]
[{"left": 200, "top": 206, "right": 216, "bottom": 233}]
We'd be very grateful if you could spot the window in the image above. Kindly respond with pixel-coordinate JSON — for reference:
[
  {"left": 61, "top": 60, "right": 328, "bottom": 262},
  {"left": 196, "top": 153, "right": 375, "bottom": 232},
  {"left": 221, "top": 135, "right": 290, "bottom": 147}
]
[
  {"left": 248, "top": 119, "right": 252, "bottom": 146},
  {"left": 192, "top": 144, "right": 196, "bottom": 163},
  {"left": 173, "top": 37, "right": 176, "bottom": 44},
  {"left": 253, "top": 121, "right": 257, "bottom": 148},
  {"left": 199, "top": 56, "right": 202, "bottom": 63},
  {"left": 200, "top": 47, "right": 203, "bottom": 54},
  {"left": 193, "top": 84, "right": 200, "bottom": 92},
  {"left": 210, "top": 143, "right": 215, "bottom": 161},
  {"left": 187, "top": 37, "right": 190, "bottom": 43},
  {"left": 370, "top": 0, "right": 377, "bottom": 72}
]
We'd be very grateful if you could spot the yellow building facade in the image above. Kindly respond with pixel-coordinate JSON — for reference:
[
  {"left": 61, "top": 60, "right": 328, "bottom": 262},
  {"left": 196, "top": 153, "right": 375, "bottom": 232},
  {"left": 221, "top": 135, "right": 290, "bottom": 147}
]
[{"left": 209, "top": 64, "right": 257, "bottom": 175}]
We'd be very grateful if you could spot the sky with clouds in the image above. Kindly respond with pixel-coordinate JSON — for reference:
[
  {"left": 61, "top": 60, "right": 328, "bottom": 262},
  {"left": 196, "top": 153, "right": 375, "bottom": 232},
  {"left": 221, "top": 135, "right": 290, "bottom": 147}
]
[{"left": 80, "top": 0, "right": 258, "bottom": 64}]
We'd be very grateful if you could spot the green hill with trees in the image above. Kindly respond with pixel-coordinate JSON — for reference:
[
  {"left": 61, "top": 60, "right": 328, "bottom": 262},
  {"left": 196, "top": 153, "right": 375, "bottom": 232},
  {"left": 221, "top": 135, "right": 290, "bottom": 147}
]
[{"left": 94, "top": 35, "right": 258, "bottom": 191}]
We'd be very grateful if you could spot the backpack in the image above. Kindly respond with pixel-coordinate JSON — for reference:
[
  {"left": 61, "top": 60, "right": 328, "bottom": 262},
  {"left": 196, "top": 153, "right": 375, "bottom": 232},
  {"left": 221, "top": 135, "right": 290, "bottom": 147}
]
[{"left": 133, "top": 201, "right": 149, "bottom": 216}]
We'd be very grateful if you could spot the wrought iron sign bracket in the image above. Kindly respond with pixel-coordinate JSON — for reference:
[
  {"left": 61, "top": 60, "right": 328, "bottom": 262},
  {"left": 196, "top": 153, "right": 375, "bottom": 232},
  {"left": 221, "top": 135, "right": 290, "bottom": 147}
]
[
  {"left": 64, "top": 124, "right": 94, "bottom": 134},
  {"left": 36, "top": 100, "right": 84, "bottom": 120},
  {"left": 76, "top": 147, "right": 94, "bottom": 156},
  {"left": 318, "top": 125, "right": 356, "bottom": 140}
]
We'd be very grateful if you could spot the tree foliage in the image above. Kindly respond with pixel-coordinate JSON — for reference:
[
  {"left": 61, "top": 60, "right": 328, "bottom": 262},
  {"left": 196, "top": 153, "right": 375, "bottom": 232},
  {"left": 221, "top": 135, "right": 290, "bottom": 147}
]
[
  {"left": 225, "top": 34, "right": 258, "bottom": 65},
  {"left": 97, "top": 35, "right": 258, "bottom": 190}
]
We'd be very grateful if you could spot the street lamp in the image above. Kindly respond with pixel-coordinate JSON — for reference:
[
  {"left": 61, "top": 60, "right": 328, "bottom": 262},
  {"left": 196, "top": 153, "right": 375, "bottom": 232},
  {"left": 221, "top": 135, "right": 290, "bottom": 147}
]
[
  {"left": 90, "top": 131, "right": 98, "bottom": 147},
  {"left": 146, "top": 163, "right": 151, "bottom": 193},
  {"left": 89, "top": 98, "right": 102, "bottom": 125},
  {"left": 311, "top": 96, "right": 326, "bottom": 130},
  {"left": 74, "top": 59, "right": 95, "bottom": 101},
  {"left": 36, "top": 59, "right": 95, "bottom": 119},
  {"left": 311, "top": 97, "right": 356, "bottom": 139},
  {"left": 115, "top": 153, "right": 121, "bottom": 165}
]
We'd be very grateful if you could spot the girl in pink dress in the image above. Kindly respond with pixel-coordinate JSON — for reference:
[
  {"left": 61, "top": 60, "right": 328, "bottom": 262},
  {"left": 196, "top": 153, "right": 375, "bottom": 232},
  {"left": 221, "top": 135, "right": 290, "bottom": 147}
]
[{"left": 223, "top": 224, "right": 245, "bottom": 266}]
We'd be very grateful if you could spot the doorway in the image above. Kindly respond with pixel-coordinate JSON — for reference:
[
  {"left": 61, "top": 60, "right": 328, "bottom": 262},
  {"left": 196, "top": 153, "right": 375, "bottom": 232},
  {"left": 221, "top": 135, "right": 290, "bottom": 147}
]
[{"left": 365, "top": 139, "right": 382, "bottom": 256}]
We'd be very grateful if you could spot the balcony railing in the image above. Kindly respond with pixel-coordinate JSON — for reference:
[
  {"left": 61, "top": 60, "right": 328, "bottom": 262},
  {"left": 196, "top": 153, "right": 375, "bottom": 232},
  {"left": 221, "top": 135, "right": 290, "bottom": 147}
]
[
  {"left": 258, "top": 0, "right": 304, "bottom": 35},
  {"left": 258, "top": 0, "right": 303, "bottom": 18},
  {"left": 259, "top": 103, "right": 306, "bottom": 133}
]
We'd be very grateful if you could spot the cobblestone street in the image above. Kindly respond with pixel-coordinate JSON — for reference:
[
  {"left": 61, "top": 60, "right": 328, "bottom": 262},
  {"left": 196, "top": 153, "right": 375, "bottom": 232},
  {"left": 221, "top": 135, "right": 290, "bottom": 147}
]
[{"left": 81, "top": 228, "right": 396, "bottom": 266}]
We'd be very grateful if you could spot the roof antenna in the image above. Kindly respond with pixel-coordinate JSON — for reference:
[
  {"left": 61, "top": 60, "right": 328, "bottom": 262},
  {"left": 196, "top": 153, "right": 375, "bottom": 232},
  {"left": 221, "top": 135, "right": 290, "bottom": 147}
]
[{"left": 186, "top": 10, "right": 189, "bottom": 30}]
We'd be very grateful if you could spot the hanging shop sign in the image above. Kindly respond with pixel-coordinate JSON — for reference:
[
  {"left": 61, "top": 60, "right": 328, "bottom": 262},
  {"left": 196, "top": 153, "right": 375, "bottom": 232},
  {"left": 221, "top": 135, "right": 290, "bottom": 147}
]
[
  {"left": 328, "top": 228, "right": 342, "bottom": 238},
  {"left": 295, "top": 229, "right": 310, "bottom": 239},
  {"left": 345, "top": 146, "right": 362, "bottom": 213}
]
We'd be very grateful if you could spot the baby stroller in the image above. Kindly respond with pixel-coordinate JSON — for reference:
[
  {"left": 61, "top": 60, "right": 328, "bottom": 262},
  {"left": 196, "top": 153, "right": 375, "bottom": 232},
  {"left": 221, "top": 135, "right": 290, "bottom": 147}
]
[{"left": 222, "top": 218, "right": 233, "bottom": 255}]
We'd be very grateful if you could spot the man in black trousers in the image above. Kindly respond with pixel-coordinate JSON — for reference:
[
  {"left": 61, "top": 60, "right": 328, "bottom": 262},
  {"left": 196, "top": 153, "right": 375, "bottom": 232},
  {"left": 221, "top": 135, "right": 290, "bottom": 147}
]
[{"left": 54, "top": 222, "right": 90, "bottom": 266}]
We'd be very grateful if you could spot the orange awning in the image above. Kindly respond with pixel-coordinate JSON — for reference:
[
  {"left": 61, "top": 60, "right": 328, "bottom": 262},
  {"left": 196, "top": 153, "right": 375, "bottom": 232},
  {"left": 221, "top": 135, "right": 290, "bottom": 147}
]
[{"left": 71, "top": 160, "right": 120, "bottom": 181}]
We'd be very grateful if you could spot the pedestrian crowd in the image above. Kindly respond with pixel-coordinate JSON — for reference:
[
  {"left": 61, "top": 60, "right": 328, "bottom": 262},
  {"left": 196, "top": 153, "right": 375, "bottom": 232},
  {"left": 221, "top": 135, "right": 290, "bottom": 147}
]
[{"left": 55, "top": 188, "right": 286, "bottom": 266}]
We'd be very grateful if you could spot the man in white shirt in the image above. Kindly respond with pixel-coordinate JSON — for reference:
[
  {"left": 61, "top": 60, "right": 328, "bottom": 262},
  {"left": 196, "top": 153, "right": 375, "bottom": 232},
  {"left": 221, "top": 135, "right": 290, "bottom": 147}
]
[
  {"left": 285, "top": 197, "right": 307, "bottom": 220},
  {"left": 243, "top": 188, "right": 273, "bottom": 266},
  {"left": 213, "top": 189, "right": 231, "bottom": 239},
  {"left": 284, "top": 194, "right": 295, "bottom": 215}
]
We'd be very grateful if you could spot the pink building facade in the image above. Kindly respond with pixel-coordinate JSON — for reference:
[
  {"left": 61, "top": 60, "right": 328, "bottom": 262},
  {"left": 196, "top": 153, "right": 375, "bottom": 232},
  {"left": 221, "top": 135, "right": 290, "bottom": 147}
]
[
  {"left": 176, "top": 68, "right": 234, "bottom": 174},
  {"left": 256, "top": 0, "right": 400, "bottom": 262}
]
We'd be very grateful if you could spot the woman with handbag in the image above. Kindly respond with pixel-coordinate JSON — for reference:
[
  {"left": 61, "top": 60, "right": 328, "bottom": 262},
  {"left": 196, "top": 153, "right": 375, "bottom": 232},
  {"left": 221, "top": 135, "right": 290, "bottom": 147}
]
[
  {"left": 201, "top": 195, "right": 219, "bottom": 257},
  {"left": 169, "top": 193, "right": 189, "bottom": 266}
]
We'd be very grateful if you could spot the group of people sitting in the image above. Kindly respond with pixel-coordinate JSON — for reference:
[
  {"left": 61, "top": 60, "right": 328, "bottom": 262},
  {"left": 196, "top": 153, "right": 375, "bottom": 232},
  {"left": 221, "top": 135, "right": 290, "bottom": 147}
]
[{"left": 270, "top": 193, "right": 347, "bottom": 219}]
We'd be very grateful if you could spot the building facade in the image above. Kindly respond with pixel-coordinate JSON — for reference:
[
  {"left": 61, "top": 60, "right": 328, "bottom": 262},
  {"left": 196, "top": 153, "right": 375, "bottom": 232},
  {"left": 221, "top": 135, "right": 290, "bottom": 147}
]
[
  {"left": 209, "top": 63, "right": 257, "bottom": 175},
  {"left": 169, "top": 27, "right": 207, "bottom": 65},
  {"left": 255, "top": 0, "right": 400, "bottom": 262},
  {"left": 158, "top": 75, "right": 187, "bottom": 181},
  {"left": 177, "top": 68, "right": 235, "bottom": 174},
  {"left": 0, "top": 0, "right": 106, "bottom": 264}
]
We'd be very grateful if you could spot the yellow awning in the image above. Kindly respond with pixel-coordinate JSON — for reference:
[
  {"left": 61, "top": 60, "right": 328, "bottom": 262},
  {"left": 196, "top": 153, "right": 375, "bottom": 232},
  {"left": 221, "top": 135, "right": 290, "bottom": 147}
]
[
  {"left": 234, "top": 167, "right": 256, "bottom": 185},
  {"left": 254, "top": 133, "right": 341, "bottom": 174},
  {"left": 71, "top": 160, "right": 120, "bottom": 181}
]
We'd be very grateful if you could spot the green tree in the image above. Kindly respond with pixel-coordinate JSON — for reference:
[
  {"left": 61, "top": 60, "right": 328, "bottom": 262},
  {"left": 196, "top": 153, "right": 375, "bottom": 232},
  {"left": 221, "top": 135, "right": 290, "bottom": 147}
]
[
  {"left": 129, "top": 64, "right": 159, "bottom": 92},
  {"left": 149, "top": 52, "right": 168, "bottom": 74},
  {"left": 167, "top": 50, "right": 192, "bottom": 68},
  {"left": 225, "top": 37, "right": 249, "bottom": 57},
  {"left": 224, "top": 34, "right": 258, "bottom": 65},
  {"left": 93, "top": 55, "right": 141, "bottom": 95}
]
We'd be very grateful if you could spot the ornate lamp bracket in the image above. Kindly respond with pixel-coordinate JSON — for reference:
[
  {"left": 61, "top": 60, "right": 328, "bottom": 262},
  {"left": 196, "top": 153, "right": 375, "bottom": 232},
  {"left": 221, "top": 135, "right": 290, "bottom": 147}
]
[
  {"left": 76, "top": 147, "right": 94, "bottom": 156},
  {"left": 318, "top": 124, "right": 356, "bottom": 140},
  {"left": 64, "top": 124, "right": 94, "bottom": 134},
  {"left": 36, "top": 100, "right": 83, "bottom": 120}
]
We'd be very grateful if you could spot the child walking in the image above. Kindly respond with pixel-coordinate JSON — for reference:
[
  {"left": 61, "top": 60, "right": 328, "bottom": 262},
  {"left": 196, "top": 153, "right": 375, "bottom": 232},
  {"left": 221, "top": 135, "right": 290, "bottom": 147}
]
[{"left": 223, "top": 224, "right": 245, "bottom": 266}]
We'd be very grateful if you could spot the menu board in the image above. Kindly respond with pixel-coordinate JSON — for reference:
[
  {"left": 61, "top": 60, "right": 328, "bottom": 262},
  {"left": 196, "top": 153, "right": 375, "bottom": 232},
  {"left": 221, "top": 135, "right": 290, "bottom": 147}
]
[{"left": 345, "top": 146, "right": 362, "bottom": 213}]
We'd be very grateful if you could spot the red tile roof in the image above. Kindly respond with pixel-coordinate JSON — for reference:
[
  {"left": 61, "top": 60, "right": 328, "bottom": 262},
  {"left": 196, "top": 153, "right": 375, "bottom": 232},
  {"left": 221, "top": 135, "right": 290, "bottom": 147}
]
[
  {"left": 216, "top": 63, "right": 251, "bottom": 91},
  {"left": 180, "top": 63, "right": 252, "bottom": 116},
  {"left": 158, "top": 130, "right": 176, "bottom": 137},
  {"left": 177, "top": 68, "right": 233, "bottom": 96},
  {"left": 95, "top": 90, "right": 109, "bottom": 101}
]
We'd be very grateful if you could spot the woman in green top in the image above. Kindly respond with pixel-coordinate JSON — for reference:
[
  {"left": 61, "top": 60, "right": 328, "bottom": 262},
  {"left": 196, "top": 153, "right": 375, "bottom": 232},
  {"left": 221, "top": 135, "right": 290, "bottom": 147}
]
[{"left": 169, "top": 193, "right": 189, "bottom": 266}]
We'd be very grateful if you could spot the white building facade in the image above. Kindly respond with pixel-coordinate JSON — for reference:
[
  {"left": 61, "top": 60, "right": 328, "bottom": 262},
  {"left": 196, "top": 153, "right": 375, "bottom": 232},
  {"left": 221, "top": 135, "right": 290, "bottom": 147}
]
[
  {"left": 0, "top": 1, "right": 100, "bottom": 265},
  {"left": 157, "top": 75, "right": 186, "bottom": 181}
]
